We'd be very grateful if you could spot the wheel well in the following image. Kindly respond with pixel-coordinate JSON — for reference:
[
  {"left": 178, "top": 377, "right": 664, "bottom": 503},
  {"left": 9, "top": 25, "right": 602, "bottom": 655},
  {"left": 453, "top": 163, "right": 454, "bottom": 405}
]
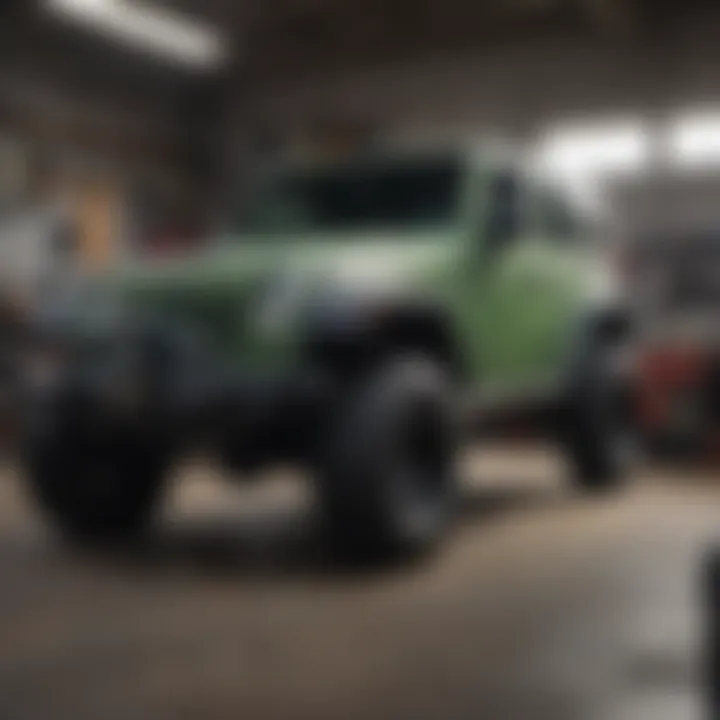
[
  {"left": 560, "top": 307, "right": 635, "bottom": 394},
  {"left": 593, "top": 309, "right": 632, "bottom": 345},
  {"left": 307, "top": 305, "right": 463, "bottom": 379},
  {"left": 374, "top": 312, "right": 462, "bottom": 377}
]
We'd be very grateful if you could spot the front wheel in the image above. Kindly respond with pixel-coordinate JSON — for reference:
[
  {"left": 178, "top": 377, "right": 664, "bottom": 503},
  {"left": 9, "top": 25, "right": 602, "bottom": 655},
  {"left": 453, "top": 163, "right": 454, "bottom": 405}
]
[
  {"left": 23, "top": 429, "right": 167, "bottom": 545},
  {"left": 317, "top": 356, "right": 458, "bottom": 561}
]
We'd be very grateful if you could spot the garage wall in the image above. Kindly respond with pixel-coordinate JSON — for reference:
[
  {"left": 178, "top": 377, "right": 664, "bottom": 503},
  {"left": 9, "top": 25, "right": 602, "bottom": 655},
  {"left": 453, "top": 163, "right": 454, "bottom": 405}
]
[
  {"left": 222, "top": 7, "right": 720, "bottom": 241},
  {"left": 610, "top": 172, "right": 720, "bottom": 238}
]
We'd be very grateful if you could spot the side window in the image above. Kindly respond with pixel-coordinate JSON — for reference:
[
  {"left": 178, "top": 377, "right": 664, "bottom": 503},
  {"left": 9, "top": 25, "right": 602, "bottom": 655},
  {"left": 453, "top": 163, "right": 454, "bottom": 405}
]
[{"left": 485, "top": 171, "right": 523, "bottom": 255}]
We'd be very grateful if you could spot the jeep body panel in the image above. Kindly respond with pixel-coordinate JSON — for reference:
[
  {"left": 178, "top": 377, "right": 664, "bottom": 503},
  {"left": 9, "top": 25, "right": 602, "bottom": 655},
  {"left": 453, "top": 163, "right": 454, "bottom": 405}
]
[{"left": 93, "top": 146, "right": 613, "bottom": 402}]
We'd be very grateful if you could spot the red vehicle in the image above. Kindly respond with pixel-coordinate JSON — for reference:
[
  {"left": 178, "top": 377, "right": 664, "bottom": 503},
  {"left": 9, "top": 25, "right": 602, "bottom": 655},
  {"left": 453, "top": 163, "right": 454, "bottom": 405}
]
[{"left": 630, "top": 234, "right": 720, "bottom": 462}]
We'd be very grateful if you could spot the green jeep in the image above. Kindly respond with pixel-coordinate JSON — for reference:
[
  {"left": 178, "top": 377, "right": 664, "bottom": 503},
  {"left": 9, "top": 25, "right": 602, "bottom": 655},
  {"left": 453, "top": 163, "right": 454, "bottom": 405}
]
[{"left": 21, "top": 147, "right": 636, "bottom": 559}]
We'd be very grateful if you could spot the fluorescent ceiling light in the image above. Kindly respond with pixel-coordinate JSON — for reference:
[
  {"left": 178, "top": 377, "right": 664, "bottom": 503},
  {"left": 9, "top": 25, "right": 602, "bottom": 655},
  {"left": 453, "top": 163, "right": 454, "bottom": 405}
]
[
  {"left": 670, "top": 110, "right": 720, "bottom": 167},
  {"left": 536, "top": 119, "right": 648, "bottom": 178},
  {"left": 45, "top": 0, "right": 227, "bottom": 71}
]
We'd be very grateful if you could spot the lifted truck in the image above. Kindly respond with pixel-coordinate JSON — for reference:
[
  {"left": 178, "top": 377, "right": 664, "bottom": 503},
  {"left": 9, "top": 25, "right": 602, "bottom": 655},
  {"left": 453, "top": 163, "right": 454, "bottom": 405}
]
[{"left": 21, "top": 147, "right": 636, "bottom": 560}]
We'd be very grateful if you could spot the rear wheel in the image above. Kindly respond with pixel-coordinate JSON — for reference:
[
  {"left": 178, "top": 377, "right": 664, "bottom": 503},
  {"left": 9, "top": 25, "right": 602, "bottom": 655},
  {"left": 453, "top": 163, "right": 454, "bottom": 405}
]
[
  {"left": 562, "top": 343, "right": 637, "bottom": 491},
  {"left": 317, "top": 356, "right": 457, "bottom": 561}
]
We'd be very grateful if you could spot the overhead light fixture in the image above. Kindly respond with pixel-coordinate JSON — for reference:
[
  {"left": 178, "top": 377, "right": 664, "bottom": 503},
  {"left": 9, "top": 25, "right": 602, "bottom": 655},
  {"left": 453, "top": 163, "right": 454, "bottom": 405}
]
[
  {"left": 45, "top": 0, "right": 227, "bottom": 71},
  {"left": 670, "top": 109, "right": 720, "bottom": 168},
  {"left": 535, "top": 118, "right": 649, "bottom": 178}
]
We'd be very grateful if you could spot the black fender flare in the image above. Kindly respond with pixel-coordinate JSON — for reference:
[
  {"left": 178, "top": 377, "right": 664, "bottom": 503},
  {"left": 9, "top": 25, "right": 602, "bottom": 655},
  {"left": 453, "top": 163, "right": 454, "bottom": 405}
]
[
  {"left": 558, "top": 304, "right": 636, "bottom": 399},
  {"left": 303, "top": 295, "right": 464, "bottom": 380}
]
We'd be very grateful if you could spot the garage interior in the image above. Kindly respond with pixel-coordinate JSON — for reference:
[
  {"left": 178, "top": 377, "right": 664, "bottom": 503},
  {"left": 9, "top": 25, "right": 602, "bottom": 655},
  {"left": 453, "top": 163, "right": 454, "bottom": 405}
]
[{"left": 1, "top": 1, "right": 720, "bottom": 719}]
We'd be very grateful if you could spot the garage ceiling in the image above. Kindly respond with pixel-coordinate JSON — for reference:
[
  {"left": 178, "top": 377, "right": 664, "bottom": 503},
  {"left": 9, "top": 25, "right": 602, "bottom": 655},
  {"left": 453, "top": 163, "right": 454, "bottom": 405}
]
[
  {"left": 0, "top": 0, "right": 712, "bottom": 95},
  {"left": 0, "top": 0, "right": 714, "bottom": 169},
  {"left": 154, "top": 0, "right": 693, "bottom": 76}
]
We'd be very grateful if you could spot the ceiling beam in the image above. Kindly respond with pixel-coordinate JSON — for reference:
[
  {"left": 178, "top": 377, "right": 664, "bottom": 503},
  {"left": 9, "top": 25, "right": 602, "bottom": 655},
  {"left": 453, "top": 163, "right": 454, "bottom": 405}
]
[{"left": 576, "top": 0, "right": 639, "bottom": 37}]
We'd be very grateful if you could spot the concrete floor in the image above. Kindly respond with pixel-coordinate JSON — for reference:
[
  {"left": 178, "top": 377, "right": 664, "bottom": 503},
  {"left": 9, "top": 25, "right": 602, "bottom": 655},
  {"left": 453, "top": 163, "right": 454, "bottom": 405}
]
[{"left": 0, "top": 448, "right": 716, "bottom": 720}]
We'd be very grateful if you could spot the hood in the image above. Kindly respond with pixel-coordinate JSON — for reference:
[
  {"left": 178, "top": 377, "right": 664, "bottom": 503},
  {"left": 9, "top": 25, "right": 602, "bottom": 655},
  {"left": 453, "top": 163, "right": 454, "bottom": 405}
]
[
  {"left": 117, "top": 229, "right": 456, "bottom": 294},
  {"left": 113, "top": 230, "right": 458, "bottom": 364}
]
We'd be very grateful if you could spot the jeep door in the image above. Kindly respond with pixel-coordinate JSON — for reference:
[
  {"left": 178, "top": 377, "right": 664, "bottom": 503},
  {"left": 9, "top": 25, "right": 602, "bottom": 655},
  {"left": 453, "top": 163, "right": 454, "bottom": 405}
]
[
  {"left": 521, "top": 185, "right": 598, "bottom": 386},
  {"left": 455, "top": 168, "right": 538, "bottom": 391},
  {"left": 458, "top": 169, "right": 584, "bottom": 393}
]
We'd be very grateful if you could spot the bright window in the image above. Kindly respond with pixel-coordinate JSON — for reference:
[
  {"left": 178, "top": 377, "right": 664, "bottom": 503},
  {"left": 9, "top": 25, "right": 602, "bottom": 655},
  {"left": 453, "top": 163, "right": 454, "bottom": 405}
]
[
  {"left": 670, "top": 110, "right": 720, "bottom": 167},
  {"left": 535, "top": 119, "right": 649, "bottom": 178}
]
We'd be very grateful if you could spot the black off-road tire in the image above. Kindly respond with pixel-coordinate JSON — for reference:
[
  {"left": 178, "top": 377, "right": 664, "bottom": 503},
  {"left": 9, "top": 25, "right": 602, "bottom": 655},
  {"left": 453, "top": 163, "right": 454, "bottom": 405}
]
[
  {"left": 561, "top": 344, "right": 637, "bottom": 492},
  {"left": 317, "top": 356, "right": 458, "bottom": 561},
  {"left": 23, "top": 429, "right": 167, "bottom": 545}
]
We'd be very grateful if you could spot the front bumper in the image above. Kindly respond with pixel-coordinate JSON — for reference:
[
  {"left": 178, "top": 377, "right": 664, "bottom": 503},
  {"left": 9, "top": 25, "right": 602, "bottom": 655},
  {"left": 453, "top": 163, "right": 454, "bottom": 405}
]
[{"left": 23, "top": 364, "right": 333, "bottom": 472}]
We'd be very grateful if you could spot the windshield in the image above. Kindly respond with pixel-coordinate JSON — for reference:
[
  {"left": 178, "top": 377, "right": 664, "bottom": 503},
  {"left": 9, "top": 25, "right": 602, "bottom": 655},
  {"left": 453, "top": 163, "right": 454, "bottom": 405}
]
[{"left": 240, "top": 157, "right": 462, "bottom": 234}]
